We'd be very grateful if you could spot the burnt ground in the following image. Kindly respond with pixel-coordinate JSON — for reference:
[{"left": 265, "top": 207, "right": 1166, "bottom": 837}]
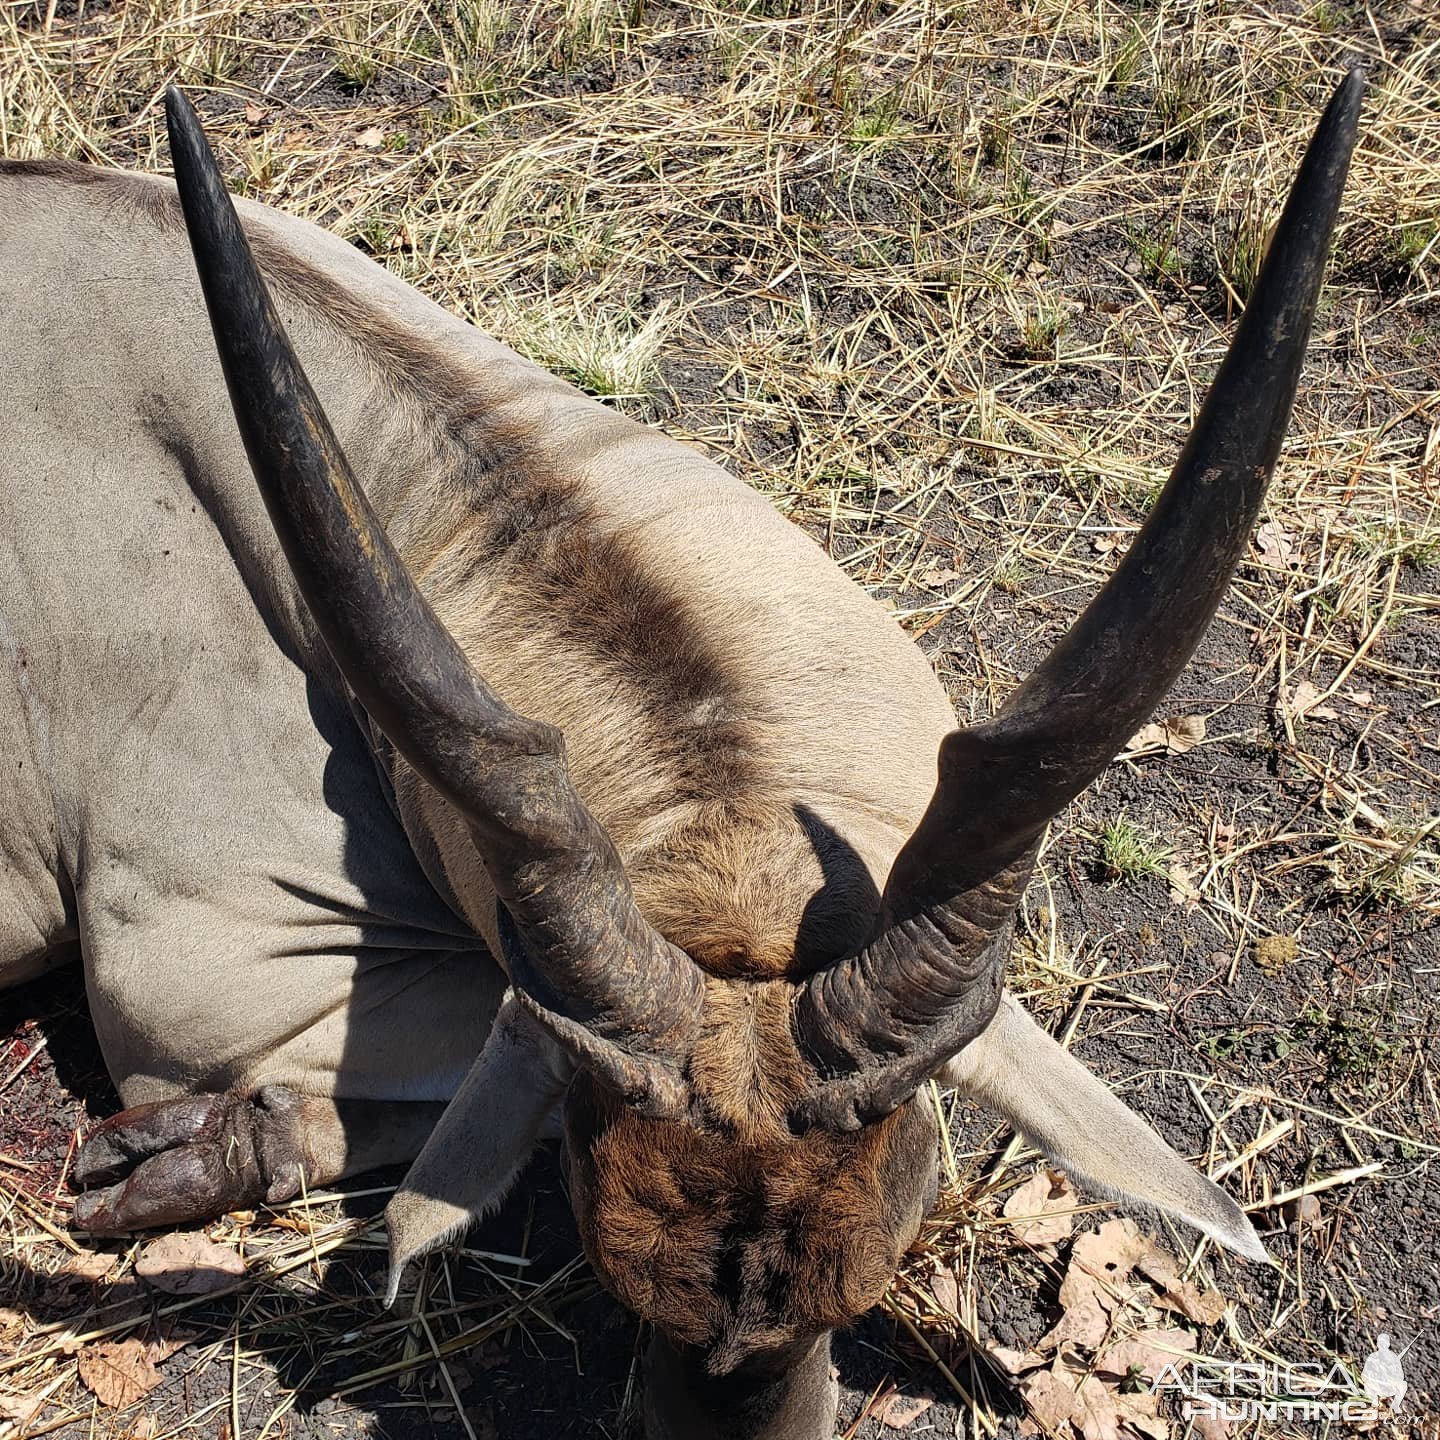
[{"left": 2, "top": 1, "right": 1439, "bottom": 1438}]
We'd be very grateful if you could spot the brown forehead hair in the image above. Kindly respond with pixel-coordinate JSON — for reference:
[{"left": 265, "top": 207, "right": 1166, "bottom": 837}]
[
  {"left": 629, "top": 802, "right": 883, "bottom": 982},
  {"left": 564, "top": 986, "right": 938, "bottom": 1373}
]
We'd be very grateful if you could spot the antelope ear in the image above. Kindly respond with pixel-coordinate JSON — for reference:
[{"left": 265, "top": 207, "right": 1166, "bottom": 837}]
[
  {"left": 384, "top": 997, "right": 573, "bottom": 1304},
  {"left": 936, "top": 992, "right": 1267, "bottom": 1262}
]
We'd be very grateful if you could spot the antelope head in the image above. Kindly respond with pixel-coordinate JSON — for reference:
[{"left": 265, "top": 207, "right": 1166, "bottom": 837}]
[{"left": 166, "top": 73, "right": 1361, "bottom": 1440}]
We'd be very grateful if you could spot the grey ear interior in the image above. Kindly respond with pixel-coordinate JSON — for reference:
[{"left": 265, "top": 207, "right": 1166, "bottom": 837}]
[
  {"left": 938, "top": 994, "right": 1268, "bottom": 1262},
  {"left": 385, "top": 998, "right": 573, "bottom": 1305}
]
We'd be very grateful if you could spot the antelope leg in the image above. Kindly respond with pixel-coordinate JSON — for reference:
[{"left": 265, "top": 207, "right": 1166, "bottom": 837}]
[{"left": 73, "top": 1089, "right": 444, "bottom": 1233}]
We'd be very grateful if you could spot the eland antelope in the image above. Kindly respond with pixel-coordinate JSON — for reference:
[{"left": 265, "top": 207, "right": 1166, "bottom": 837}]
[{"left": 0, "top": 72, "right": 1361, "bottom": 1440}]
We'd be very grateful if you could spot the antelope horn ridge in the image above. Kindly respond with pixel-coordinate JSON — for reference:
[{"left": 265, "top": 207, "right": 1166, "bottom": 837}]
[
  {"left": 165, "top": 86, "right": 703, "bottom": 1112},
  {"left": 797, "top": 69, "right": 1365, "bottom": 1129}
]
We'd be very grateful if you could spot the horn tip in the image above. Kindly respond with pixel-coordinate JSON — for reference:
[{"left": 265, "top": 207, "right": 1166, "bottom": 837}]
[
  {"left": 163, "top": 84, "right": 190, "bottom": 128},
  {"left": 1326, "top": 65, "right": 1366, "bottom": 135},
  {"left": 164, "top": 84, "right": 204, "bottom": 167}
]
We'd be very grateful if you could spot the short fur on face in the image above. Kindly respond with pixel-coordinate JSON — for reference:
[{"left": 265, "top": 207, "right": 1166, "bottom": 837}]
[{"left": 563, "top": 983, "right": 938, "bottom": 1376}]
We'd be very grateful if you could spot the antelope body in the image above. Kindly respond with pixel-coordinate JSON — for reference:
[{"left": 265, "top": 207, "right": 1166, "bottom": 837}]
[{"left": 0, "top": 76, "right": 1361, "bottom": 1440}]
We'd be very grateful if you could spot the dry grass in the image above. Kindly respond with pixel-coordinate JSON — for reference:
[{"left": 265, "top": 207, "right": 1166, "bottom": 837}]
[{"left": 1, "top": 0, "right": 1437, "bottom": 1437}]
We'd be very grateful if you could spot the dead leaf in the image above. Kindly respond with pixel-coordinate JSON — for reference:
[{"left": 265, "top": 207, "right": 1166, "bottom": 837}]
[
  {"left": 243, "top": 102, "right": 267, "bottom": 128},
  {"left": 135, "top": 1233, "right": 245, "bottom": 1295},
  {"left": 1060, "top": 1220, "right": 1148, "bottom": 1314},
  {"left": 1164, "top": 714, "right": 1206, "bottom": 752},
  {"left": 0, "top": 1392, "right": 45, "bottom": 1427},
  {"left": 1073, "top": 1374, "right": 1122, "bottom": 1440},
  {"left": 1293, "top": 1193, "right": 1324, "bottom": 1231},
  {"left": 1122, "top": 1416, "right": 1169, "bottom": 1440},
  {"left": 1167, "top": 862, "right": 1200, "bottom": 908},
  {"left": 145, "top": 1330, "right": 198, "bottom": 1364},
  {"left": 1126, "top": 722, "right": 1166, "bottom": 753},
  {"left": 356, "top": 126, "right": 385, "bottom": 150},
  {"left": 1254, "top": 520, "right": 1297, "bottom": 567},
  {"left": 1287, "top": 679, "right": 1338, "bottom": 721},
  {"left": 1042, "top": 1222, "right": 1154, "bottom": 1352},
  {"left": 1212, "top": 820, "right": 1237, "bottom": 853},
  {"left": 1344, "top": 688, "right": 1373, "bottom": 707},
  {"left": 127, "top": 1416, "right": 158, "bottom": 1440},
  {"left": 1020, "top": 1369, "right": 1080, "bottom": 1432},
  {"left": 1113, "top": 1387, "right": 1168, "bottom": 1440},
  {"left": 146, "top": 1316, "right": 203, "bottom": 1362},
  {"left": 1156, "top": 1285, "right": 1226, "bottom": 1325},
  {"left": 1127, "top": 721, "right": 1166, "bottom": 752},
  {"left": 1003, "top": 1169, "right": 1076, "bottom": 1249},
  {"left": 1044, "top": 1351, "right": 1127, "bottom": 1440},
  {"left": 1126, "top": 715, "right": 1205, "bottom": 756},
  {"left": 1135, "top": 1246, "right": 1179, "bottom": 1288},
  {"left": 1137, "top": 1247, "right": 1227, "bottom": 1325},
  {"left": 987, "top": 1342, "right": 1047, "bottom": 1376},
  {"left": 874, "top": 1391, "right": 935, "bottom": 1428},
  {"left": 928, "top": 1267, "right": 959, "bottom": 1315},
  {"left": 1096, "top": 1327, "right": 1197, "bottom": 1385},
  {"left": 59, "top": 1249, "right": 119, "bottom": 1284},
  {"left": 78, "top": 1340, "right": 163, "bottom": 1408},
  {"left": 1040, "top": 1296, "right": 1111, "bottom": 1352}
]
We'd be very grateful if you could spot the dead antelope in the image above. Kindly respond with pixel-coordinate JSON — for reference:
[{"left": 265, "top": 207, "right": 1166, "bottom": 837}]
[{"left": 0, "top": 71, "right": 1361, "bottom": 1440}]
